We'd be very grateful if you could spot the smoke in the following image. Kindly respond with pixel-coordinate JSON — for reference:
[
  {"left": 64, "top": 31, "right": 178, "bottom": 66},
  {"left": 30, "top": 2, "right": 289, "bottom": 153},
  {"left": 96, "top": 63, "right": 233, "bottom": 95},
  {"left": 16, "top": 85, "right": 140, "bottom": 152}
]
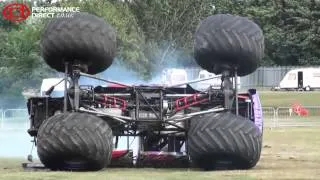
[
  {"left": 79, "top": 63, "right": 146, "bottom": 86},
  {"left": 79, "top": 46, "right": 200, "bottom": 86},
  {"left": 0, "top": 43, "right": 200, "bottom": 109},
  {"left": 0, "top": 96, "right": 26, "bottom": 109},
  {"left": 79, "top": 64, "right": 163, "bottom": 86}
]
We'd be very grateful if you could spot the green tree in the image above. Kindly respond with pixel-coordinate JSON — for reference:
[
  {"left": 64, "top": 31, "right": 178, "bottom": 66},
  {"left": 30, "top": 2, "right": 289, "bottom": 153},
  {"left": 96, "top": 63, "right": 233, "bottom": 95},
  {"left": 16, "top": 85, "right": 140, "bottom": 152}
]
[
  {"left": 60, "top": 0, "right": 151, "bottom": 78},
  {"left": 243, "top": 0, "right": 320, "bottom": 66},
  {"left": 279, "top": 0, "right": 320, "bottom": 65},
  {"left": 128, "top": 0, "right": 216, "bottom": 71},
  {"left": 0, "top": 23, "right": 55, "bottom": 97},
  {"left": 2, "top": 0, "right": 320, "bottom": 107}
]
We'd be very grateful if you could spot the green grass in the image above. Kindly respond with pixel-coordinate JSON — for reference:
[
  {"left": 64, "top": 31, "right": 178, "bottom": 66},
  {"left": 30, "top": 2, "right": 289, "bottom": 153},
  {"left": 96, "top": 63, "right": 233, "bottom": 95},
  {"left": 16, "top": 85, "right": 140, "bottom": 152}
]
[
  {"left": 259, "top": 91, "right": 320, "bottom": 107},
  {"left": 1, "top": 128, "right": 320, "bottom": 180}
]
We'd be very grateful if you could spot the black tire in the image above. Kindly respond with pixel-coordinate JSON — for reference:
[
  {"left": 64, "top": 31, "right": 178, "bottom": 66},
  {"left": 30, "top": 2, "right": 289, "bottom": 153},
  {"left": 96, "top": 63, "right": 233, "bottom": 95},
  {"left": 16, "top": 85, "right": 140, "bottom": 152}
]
[
  {"left": 194, "top": 14, "right": 264, "bottom": 76},
  {"left": 40, "top": 12, "right": 117, "bottom": 75},
  {"left": 37, "top": 112, "right": 113, "bottom": 171},
  {"left": 188, "top": 112, "right": 262, "bottom": 170}
]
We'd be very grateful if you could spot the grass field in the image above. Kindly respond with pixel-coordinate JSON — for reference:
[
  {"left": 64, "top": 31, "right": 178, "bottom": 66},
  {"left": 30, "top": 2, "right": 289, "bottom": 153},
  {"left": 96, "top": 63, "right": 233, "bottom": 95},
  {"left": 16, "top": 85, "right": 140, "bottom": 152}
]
[
  {"left": 259, "top": 91, "right": 320, "bottom": 107},
  {"left": 1, "top": 128, "right": 320, "bottom": 180},
  {"left": 259, "top": 91, "right": 320, "bottom": 127}
]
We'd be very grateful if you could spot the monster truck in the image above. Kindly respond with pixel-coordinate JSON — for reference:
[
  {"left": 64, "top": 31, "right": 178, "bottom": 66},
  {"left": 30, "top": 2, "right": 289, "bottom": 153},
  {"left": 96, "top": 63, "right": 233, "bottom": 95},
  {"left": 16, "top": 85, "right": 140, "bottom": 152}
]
[{"left": 26, "top": 12, "right": 264, "bottom": 171}]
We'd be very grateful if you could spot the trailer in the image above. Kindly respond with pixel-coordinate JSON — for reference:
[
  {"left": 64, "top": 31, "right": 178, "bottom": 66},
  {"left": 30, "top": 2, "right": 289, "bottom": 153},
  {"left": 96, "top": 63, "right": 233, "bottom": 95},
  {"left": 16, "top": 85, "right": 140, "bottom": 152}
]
[
  {"left": 195, "top": 70, "right": 241, "bottom": 90},
  {"left": 273, "top": 67, "right": 320, "bottom": 91},
  {"left": 161, "top": 68, "right": 188, "bottom": 87}
]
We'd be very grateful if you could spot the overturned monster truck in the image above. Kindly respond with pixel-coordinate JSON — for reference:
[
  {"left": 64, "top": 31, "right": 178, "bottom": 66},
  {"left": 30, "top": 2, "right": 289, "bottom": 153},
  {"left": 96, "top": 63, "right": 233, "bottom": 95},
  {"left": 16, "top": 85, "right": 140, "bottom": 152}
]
[{"left": 26, "top": 12, "right": 264, "bottom": 171}]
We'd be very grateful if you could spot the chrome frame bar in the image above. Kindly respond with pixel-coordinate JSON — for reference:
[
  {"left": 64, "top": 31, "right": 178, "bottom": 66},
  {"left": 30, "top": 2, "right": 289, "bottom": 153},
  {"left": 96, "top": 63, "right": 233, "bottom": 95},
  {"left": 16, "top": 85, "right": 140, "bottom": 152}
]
[
  {"left": 78, "top": 106, "right": 224, "bottom": 124},
  {"left": 165, "top": 107, "right": 225, "bottom": 122},
  {"left": 79, "top": 108, "right": 132, "bottom": 121},
  {"left": 79, "top": 72, "right": 131, "bottom": 87}
]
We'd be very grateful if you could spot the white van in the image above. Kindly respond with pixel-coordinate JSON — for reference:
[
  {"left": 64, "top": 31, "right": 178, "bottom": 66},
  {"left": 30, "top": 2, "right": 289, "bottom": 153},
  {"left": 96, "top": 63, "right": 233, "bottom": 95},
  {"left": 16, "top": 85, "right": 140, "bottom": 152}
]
[
  {"left": 161, "top": 68, "right": 188, "bottom": 87},
  {"left": 40, "top": 78, "right": 68, "bottom": 97},
  {"left": 275, "top": 67, "right": 320, "bottom": 91},
  {"left": 196, "top": 70, "right": 241, "bottom": 90}
]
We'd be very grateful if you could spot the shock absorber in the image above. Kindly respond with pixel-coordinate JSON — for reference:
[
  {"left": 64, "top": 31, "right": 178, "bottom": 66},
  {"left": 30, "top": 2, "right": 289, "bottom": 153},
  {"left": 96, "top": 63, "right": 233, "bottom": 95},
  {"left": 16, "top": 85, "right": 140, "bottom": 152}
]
[
  {"left": 222, "top": 70, "right": 234, "bottom": 110},
  {"left": 94, "top": 95, "right": 128, "bottom": 110},
  {"left": 173, "top": 93, "right": 209, "bottom": 112}
]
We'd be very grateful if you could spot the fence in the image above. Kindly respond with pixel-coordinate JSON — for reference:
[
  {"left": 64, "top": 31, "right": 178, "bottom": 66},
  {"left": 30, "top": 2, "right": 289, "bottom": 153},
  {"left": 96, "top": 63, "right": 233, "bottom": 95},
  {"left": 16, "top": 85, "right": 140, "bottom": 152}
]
[
  {"left": 263, "top": 106, "right": 320, "bottom": 128},
  {"left": 0, "top": 108, "right": 29, "bottom": 130}
]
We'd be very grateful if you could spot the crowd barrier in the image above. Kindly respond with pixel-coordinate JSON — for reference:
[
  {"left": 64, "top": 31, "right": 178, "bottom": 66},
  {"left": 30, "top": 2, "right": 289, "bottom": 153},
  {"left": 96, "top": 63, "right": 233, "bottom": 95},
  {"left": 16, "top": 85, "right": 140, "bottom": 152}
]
[{"left": 263, "top": 106, "right": 320, "bottom": 128}]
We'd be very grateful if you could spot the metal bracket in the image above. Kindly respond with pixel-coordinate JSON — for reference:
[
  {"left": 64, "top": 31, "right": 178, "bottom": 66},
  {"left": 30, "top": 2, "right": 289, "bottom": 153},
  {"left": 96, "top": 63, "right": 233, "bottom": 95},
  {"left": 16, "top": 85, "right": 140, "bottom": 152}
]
[
  {"left": 63, "top": 62, "right": 69, "bottom": 113},
  {"left": 222, "top": 70, "right": 233, "bottom": 110},
  {"left": 234, "top": 67, "right": 239, "bottom": 116},
  {"left": 72, "top": 65, "right": 81, "bottom": 111}
]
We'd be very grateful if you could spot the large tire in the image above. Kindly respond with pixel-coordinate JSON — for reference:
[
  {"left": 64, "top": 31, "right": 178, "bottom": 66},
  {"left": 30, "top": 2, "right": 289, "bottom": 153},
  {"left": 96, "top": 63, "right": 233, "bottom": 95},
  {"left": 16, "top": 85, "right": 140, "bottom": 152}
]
[
  {"left": 40, "top": 12, "right": 117, "bottom": 74},
  {"left": 37, "top": 112, "right": 113, "bottom": 171},
  {"left": 194, "top": 14, "right": 264, "bottom": 76},
  {"left": 188, "top": 112, "right": 262, "bottom": 170}
]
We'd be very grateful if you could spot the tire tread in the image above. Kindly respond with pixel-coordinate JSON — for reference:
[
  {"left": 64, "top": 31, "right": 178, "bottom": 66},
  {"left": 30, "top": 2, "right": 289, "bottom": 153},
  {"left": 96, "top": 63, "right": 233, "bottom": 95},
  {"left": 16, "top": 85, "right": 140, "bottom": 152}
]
[
  {"left": 188, "top": 112, "right": 262, "bottom": 170},
  {"left": 41, "top": 13, "right": 117, "bottom": 74},
  {"left": 37, "top": 112, "right": 113, "bottom": 171},
  {"left": 194, "top": 14, "right": 264, "bottom": 76}
]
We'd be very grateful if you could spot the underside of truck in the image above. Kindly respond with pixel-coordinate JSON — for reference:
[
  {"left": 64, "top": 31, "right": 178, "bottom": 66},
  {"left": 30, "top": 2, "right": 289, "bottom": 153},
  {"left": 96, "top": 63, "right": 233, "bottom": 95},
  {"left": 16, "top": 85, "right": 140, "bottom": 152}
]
[{"left": 24, "top": 12, "right": 265, "bottom": 171}]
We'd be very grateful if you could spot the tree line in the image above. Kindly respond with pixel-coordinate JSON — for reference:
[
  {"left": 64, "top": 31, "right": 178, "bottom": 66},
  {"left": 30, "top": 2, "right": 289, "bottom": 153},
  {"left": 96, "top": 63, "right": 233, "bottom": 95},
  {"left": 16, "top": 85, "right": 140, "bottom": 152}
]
[{"left": 0, "top": 0, "right": 319, "bottom": 106}]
